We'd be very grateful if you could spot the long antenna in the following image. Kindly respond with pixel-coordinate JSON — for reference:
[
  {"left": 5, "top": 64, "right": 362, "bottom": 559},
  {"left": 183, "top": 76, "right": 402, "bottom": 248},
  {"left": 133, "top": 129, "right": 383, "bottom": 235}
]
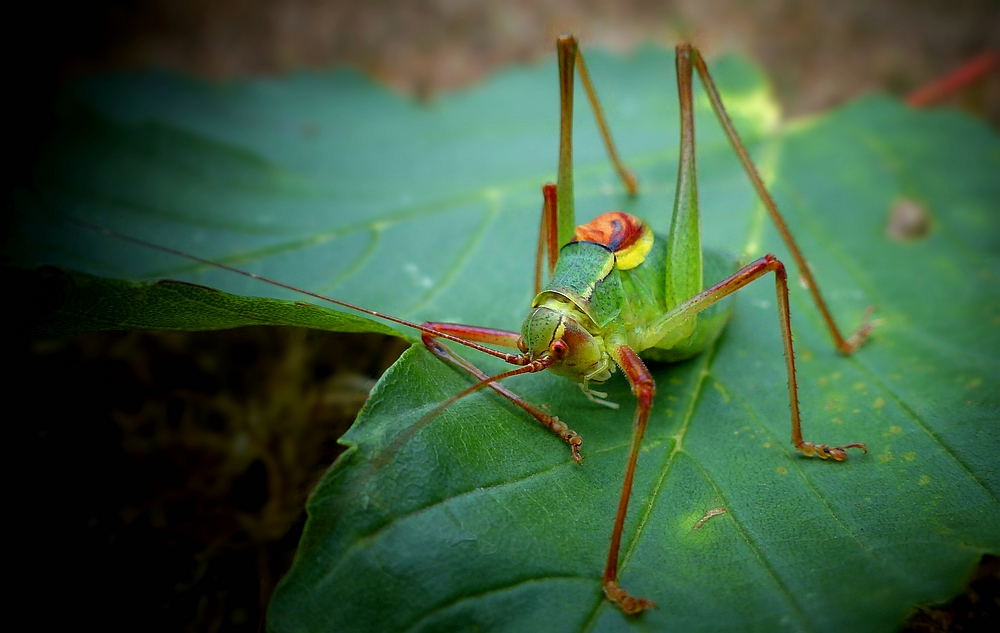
[
  {"left": 66, "top": 216, "right": 527, "bottom": 365},
  {"left": 366, "top": 357, "right": 554, "bottom": 470}
]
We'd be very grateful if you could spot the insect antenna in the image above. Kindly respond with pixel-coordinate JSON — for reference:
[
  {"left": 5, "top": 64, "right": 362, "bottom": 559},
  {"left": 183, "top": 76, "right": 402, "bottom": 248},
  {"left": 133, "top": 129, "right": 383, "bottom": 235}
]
[
  {"left": 63, "top": 215, "right": 527, "bottom": 365},
  {"left": 365, "top": 357, "right": 555, "bottom": 470},
  {"left": 58, "top": 214, "right": 565, "bottom": 505}
]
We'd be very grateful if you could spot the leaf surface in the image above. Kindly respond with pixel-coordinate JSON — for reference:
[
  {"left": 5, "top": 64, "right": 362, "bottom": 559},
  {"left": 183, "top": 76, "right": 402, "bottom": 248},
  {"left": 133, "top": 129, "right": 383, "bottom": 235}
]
[{"left": 6, "top": 47, "right": 999, "bottom": 633}]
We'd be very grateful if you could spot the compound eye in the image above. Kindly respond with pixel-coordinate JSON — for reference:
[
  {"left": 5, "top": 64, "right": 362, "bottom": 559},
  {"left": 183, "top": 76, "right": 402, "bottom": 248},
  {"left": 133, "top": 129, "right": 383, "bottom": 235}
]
[
  {"left": 549, "top": 339, "right": 569, "bottom": 360},
  {"left": 516, "top": 337, "right": 527, "bottom": 353}
]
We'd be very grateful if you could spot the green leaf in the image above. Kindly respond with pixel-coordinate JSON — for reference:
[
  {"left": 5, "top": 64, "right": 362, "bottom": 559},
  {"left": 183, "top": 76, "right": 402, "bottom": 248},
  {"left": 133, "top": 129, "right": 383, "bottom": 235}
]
[
  {"left": 6, "top": 47, "right": 999, "bottom": 632},
  {"left": 5, "top": 265, "right": 398, "bottom": 339}
]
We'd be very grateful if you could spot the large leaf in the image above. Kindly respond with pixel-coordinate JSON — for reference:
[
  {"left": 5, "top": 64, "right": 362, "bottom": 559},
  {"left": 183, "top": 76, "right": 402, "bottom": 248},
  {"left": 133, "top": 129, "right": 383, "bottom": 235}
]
[{"left": 6, "top": 47, "right": 999, "bottom": 632}]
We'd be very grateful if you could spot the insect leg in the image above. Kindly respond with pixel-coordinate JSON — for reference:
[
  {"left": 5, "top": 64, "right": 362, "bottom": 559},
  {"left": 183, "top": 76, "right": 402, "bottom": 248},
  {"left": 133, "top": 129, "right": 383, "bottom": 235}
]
[
  {"left": 555, "top": 35, "right": 578, "bottom": 249},
  {"left": 421, "top": 322, "right": 584, "bottom": 463},
  {"left": 554, "top": 35, "right": 638, "bottom": 252},
  {"left": 602, "top": 344, "right": 658, "bottom": 615},
  {"left": 644, "top": 255, "right": 868, "bottom": 459},
  {"left": 535, "top": 183, "right": 559, "bottom": 295},
  {"left": 684, "top": 43, "right": 875, "bottom": 354},
  {"left": 664, "top": 42, "right": 703, "bottom": 316},
  {"left": 571, "top": 38, "right": 638, "bottom": 196}
]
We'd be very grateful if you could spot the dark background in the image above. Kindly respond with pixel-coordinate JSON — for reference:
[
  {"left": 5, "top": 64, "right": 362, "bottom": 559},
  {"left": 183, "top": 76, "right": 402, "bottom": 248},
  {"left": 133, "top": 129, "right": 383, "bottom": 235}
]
[{"left": 9, "top": 1, "right": 999, "bottom": 631}]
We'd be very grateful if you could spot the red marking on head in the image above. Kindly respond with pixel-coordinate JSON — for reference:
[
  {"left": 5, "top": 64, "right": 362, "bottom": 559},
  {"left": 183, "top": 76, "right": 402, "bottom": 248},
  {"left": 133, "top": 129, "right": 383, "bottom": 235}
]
[{"left": 574, "top": 211, "right": 645, "bottom": 252}]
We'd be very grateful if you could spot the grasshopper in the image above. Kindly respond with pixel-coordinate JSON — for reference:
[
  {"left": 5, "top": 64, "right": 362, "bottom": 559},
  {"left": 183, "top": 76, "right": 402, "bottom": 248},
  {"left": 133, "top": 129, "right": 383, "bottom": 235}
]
[
  {"left": 406, "top": 36, "right": 873, "bottom": 613},
  {"left": 70, "top": 35, "right": 873, "bottom": 615}
]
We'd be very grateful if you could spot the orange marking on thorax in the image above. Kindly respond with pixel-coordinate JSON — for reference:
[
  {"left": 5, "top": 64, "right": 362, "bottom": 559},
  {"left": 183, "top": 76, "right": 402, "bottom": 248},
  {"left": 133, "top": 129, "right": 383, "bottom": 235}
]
[
  {"left": 575, "top": 211, "right": 644, "bottom": 250},
  {"left": 575, "top": 212, "right": 654, "bottom": 270}
]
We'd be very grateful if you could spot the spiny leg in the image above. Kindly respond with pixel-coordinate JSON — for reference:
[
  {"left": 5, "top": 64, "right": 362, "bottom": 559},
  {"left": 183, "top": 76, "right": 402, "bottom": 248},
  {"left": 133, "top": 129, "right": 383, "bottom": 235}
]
[
  {"left": 643, "top": 255, "right": 868, "bottom": 459},
  {"left": 766, "top": 265, "right": 868, "bottom": 460},
  {"left": 602, "top": 345, "right": 657, "bottom": 615},
  {"left": 551, "top": 35, "right": 638, "bottom": 257},
  {"left": 420, "top": 321, "right": 583, "bottom": 463},
  {"left": 572, "top": 40, "right": 638, "bottom": 196},
  {"left": 680, "top": 43, "right": 874, "bottom": 354}
]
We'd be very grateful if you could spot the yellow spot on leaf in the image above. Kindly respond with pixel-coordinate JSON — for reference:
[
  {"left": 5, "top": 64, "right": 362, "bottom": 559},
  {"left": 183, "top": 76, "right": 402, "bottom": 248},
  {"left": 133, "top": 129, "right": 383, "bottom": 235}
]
[
  {"left": 905, "top": 452, "right": 916, "bottom": 462},
  {"left": 873, "top": 397, "right": 886, "bottom": 409},
  {"left": 966, "top": 378, "right": 982, "bottom": 390},
  {"left": 818, "top": 377, "right": 828, "bottom": 386},
  {"left": 890, "top": 425, "right": 902, "bottom": 434},
  {"left": 853, "top": 382, "right": 866, "bottom": 391},
  {"left": 831, "top": 417, "right": 843, "bottom": 425},
  {"left": 762, "top": 442, "right": 773, "bottom": 448},
  {"left": 919, "top": 475, "right": 932, "bottom": 486},
  {"left": 776, "top": 466, "right": 788, "bottom": 475},
  {"left": 878, "top": 451, "right": 892, "bottom": 463}
]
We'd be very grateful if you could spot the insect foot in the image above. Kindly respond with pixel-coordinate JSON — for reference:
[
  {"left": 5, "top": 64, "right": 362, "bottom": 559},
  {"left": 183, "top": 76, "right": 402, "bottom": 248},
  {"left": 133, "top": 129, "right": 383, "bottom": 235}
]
[
  {"left": 603, "top": 580, "right": 657, "bottom": 615},
  {"left": 549, "top": 417, "right": 584, "bottom": 464},
  {"left": 798, "top": 441, "right": 868, "bottom": 461}
]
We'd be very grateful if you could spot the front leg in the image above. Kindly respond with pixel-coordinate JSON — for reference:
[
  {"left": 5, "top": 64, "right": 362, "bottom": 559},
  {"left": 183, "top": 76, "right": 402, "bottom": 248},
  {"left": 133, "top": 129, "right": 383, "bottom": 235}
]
[{"left": 420, "top": 321, "right": 584, "bottom": 463}]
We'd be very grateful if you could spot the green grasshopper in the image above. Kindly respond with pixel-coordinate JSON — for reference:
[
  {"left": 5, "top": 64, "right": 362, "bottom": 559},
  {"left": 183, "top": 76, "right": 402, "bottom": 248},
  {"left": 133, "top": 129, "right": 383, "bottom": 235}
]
[
  {"left": 409, "top": 36, "right": 873, "bottom": 614},
  {"left": 78, "top": 35, "right": 873, "bottom": 615}
]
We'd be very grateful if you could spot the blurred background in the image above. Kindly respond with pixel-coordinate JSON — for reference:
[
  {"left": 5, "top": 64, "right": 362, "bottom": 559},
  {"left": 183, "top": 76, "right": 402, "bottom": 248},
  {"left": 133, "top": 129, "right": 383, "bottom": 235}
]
[
  {"left": 10, "top": 1, "right": 998, "bottom": 632},
  {"left": 16, "top": 0, "right": 1000, "bottom": 117}
]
